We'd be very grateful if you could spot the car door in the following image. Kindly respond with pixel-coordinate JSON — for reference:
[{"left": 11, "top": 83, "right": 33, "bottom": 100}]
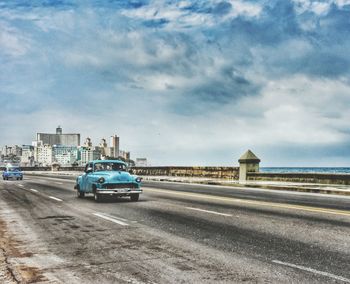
[{"left": 81, "top": 163, "right": 93, "bottom": 192}]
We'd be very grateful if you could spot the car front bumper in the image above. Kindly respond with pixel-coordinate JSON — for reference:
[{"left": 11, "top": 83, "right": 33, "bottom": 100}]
[
  {"left": 96, "top": 189, "right": 142, "bottom": 195},
  {"left": 4, "top": 174, "right": 22, "bottom": 179}
]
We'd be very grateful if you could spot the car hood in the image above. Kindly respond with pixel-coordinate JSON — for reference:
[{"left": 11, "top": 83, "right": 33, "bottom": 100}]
[{"left": 94, "top": 171, "right": 134, "bottom": 183}]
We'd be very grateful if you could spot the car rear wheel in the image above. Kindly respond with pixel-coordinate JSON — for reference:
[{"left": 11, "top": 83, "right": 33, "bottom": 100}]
[
  {"left": 130, "top": 193, "right": 139, "bottom": 202},
  {"left": 76, "top": 187, "right": 85, "bottom": 198}
]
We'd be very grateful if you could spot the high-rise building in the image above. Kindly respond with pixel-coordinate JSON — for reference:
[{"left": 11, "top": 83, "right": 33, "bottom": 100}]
[
  {"left": 110, "top": 135, "right": 120, "bottom": 158},
  {"left": 36, "top": 126, "right": 80, "bottom": 146},
  {"left": 84, "top": 137, "right": 92, "bottom": 147}
]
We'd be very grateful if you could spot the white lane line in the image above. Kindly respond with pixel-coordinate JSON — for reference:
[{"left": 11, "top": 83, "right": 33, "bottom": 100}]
[
  {"left": 146, "top": 188, "right": 350, "bottom": 217},
  {"left": 29, "top": 188, "right": 38, "bottom": 193},
  {"left": 18, "top": 184, "right": 24, "bottom": 187},
  {"left": 48, "top": 196, "right": 63, "bottom": 202},
  {"left": 93, "top": 213, "right": 129, "bottom": 226},
  {"left": 185, "top": 207, "right": 232, "bottom": 217},
  {"left": 54, "top": 182, "right": 63, "bottom": 185},
  {"left": 272, "top": 260, "right": 350, "bottom": 283}
]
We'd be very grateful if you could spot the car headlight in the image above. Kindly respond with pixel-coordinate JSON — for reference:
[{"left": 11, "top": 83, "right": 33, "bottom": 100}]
[
  {"left": 135, "top": 177, "right": 142, "bottom": 183},
  {"left": 98, "top": 177, "right": 105, "bottom": 183}
]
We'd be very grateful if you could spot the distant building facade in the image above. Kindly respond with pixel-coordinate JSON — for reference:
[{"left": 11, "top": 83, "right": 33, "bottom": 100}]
[
  {"left": 119, "top": 150, "right": 130, "bottom": 160},
  {"left": 21, "top": 145, "right": 35, "bottom": 166},
  {"left": 35, "top": 144, "right": 53, "bottom": 166},
  {"left": 0, "top": 145, "right": 22, "bottom": 165},
  {"left": 79, "top": 147, "right": 101, "bottom": 165},
  {"left": 37, "top": 126, "right": 80, "bottom": 146},
  {"left": 52, "top": 145, "right": 79, "bottom": 166},
  {"left": 1, "top": 145, "right": 22, "bottom": 157}
]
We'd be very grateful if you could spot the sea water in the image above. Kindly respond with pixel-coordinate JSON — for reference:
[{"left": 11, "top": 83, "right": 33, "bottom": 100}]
[{"left": 260, "top": 167, "right": 350, "bottom": 174}]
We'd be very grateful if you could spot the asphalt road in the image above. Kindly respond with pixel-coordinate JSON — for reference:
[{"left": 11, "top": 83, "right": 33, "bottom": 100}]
[{"left": 0, "top": 174, "right": 350, "bottom": 283}]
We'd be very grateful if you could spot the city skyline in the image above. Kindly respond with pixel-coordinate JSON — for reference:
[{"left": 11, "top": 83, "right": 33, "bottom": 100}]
[
  {"left": 0, "top": 126, "right": 133, "bottom": 167},
  {"left": 1, "top": 1, "right": 350, "bottom": 167}
]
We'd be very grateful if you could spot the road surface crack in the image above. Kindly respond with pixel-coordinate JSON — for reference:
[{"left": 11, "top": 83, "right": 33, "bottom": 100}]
[{"left": 0, "top": 239, "right": 20, "bottom": 284}]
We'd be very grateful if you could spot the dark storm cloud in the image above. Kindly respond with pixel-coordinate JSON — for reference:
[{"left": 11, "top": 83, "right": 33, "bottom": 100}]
[{"left": 170, "top": 66, "right": 261, "bottom": 115}]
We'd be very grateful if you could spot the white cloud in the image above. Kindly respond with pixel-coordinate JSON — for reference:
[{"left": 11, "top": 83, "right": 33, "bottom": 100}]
[
  {"left": 228, "top": 0, "right": 262, "bottom": 18},
  {"left": 292, "top": 0, "right": 350, "bottom": 15},
  {"left": 0, "top": 21, "right": 31, "bottom": 57},
  {"left": 121, "top": 0, "right": 262, "bottom": 29},
  {"left": 224, "top": 75, "right": 350, "bottom": 146}
]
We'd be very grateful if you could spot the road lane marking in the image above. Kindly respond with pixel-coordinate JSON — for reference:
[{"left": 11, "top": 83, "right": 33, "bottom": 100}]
[
  {"left": 29, "top": 188, "right": 38, "bottom": 193},
  {"left": 48, "top": 196, "right": 63, "bottom": 202},
  {"left": 185, "top": 207, "right": 232, "bottom": 217},
  {"left": 93, "top": 213, "right": 129, "bottom": 226},
  {"left": 272, "top": 260, "right": 350, "bottom": 283},
  {"left": 54, "top": 182, "right": 63, "bottom": 185},
  {"left": 145, "top": 188, "right": 350, "bottom": 217},
  {"left": 18, "top": 184, "right": 24, "bottom": 187}
]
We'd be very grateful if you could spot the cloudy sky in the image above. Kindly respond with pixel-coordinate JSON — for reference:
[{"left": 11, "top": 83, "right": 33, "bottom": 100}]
[{"left": 1, "top": 0, "right": 350, "bottom": 166}]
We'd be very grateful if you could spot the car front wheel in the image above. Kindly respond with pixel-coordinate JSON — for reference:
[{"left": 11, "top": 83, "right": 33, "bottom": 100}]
[{"left": 94, "top": 191, "right": 101, "bottom": 202}]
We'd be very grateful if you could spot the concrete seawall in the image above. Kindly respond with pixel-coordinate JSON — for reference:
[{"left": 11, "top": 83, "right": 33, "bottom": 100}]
[
  {"left": 131, "top": 166, "right": 239, "bottom": 179},
  {"left": 5, "top": 165, "right": 350, "bottom": 185}
]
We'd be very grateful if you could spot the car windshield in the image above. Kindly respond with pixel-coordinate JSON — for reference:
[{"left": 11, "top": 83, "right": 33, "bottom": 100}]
[
  {"left": 94, "top": 162, "right": 126, "bottom": 172},
  {"left": 8, "top": 167, "right": 21, "bottom": 172}
]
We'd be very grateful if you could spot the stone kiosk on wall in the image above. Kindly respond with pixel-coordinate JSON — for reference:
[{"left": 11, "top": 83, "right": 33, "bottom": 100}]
[{"left": 238, "top": 150, "right": 260, "bottom": 183}]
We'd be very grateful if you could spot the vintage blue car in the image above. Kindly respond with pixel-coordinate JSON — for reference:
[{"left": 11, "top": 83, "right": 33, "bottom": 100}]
[
  {"left": 74, "top": 160, "right": 142, "bottom": 202},
  {"left": 2, "top": 166, "right": 23, "bottom": 180}
]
